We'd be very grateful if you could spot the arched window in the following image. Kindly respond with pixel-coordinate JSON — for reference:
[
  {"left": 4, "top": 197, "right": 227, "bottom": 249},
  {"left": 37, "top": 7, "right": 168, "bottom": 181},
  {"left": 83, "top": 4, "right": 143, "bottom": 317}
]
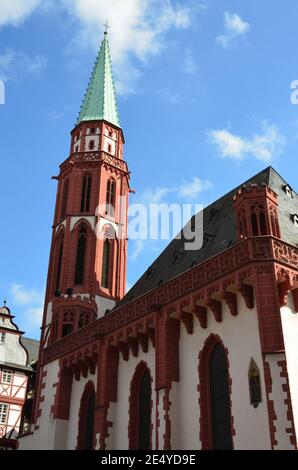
[
  {"left": 77, "top": 382, "right": 96, "bottom": 450},
  {"left": 128, "top": 363, "right": 152, "bottom": 450},
  {"left": 80, "top": 174, "right": 92, "bottom": 213},
  {"left": 55, "top": 237, "right": 64, "bottom": 290},
  {"left": 209, "top": 343, "right": 233, "bottom": 450},
  {"left": 101, "top": 239, "right": 112, "bottom": 289},
  {"left": 199, "top": 336, "right": 233, "bottom": 450},
  {"left": 75, "top": 228, "right": 87, "bottom": 285},
  {"left": 60, "top": 179, "right": 69, "bottom": 220},
  {"left": 106, "top": 179, "right": 116, "bottom": 217},
  {"left": 259, "top": 212, "right": 267, "bottom": 235},
  {"left": 62, "top": 311, "right": 74, "bottom": 338}
]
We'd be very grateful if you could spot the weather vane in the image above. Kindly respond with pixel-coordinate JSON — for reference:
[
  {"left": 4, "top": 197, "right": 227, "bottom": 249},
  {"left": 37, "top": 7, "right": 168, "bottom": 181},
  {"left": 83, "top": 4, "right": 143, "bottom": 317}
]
[
  {"left": 3, "top": 299, "right": 7, "bottom": 306},
  {"left": 103, "top": 19, "right": 110, "bottom": 35}
]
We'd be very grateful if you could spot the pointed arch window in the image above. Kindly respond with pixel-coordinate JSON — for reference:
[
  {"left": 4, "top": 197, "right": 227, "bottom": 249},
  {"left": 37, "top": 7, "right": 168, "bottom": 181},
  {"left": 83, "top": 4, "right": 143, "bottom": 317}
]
[
  {"left": 106, "top": 179, "right": 116, "bottom": 217},
  {"left": 80, "top": 174, "right": 92, "bottom": 213},
  {"left": 250, "top": 204, "right": 267, "bottom": 236},
  {"left": 60, "top": 179, "right": 69, "bottom": 220},
  {"left": 129, "top": 363, "right": 152, "bottom": 450},
  {"left": 75, "top": 228, "right": 87, "bottom": 285},
  {"left": 199, "top": 337, "right": 233, "bottom": 450},
  {"left": 101, "top": 239, "right": 112, "bottom": 289},
  {"left": 77, "top": 382, "right": 96, "bottom": 450},
  {"left": 55, "top": 236, "right": 64, "bottom": 290}
]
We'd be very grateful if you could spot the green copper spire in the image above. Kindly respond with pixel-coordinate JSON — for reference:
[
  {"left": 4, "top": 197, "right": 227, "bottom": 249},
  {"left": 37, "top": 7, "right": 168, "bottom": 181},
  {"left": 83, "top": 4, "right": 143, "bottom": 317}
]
[{"left": 77, "top": 32, "right": 120, "bottom": 128}]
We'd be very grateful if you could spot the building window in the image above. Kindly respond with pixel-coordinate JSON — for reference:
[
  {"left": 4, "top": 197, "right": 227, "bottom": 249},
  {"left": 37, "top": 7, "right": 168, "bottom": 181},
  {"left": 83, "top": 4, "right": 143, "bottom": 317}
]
[
  {"left": 0, "top": 317, "right": 3, "bottom": 324},
  {"left": 0, "top": 332, "right": 5, "bottom": 344},
  {"left": 284, "top": 185, "right": 293, "bottom": 198},
  {"left": 75, "top": 145, "right": 79, "bottom": 152},
  {"left": 0, "top": 403, "right": 8, "bottom": 424},
  {"left": 80, "top": 174, "right": 92, "bottom": 213},
  {"left": 74, "top": 228, "right": 87, "bottom": 285},
  {"left": 248, "top": 359, "right": 262, "bottom": 408},
  {"left": 292, "top": 214, "right": 298, "bottom": 226},
  {"left": 56, "top": 237, "right": 64, "bottom": 290},
  {"left": 107, "top": 143, "right": 112, "bottom": 153},
  {"left": 90, "top": 128, "right": 96, "bottom": 134},
  {"left": 60, "top": 179, "right": 69, "bottom": 220},
  {"left": 106, "top": 179, "right": 116, "bottom": 216},
  {"left": 1, "top": 370, "right": 12, "bottom": 384},
  {"left": 77, "top": 382, "right": 95, "bottom": 450},
  {"left": 88, "top": 140, "right": 95, "bottom": 150},
  {"left": 101, "top": 239, "right": 111, "bottom": 289},
  {"left": 128, "top": 363, "right": 152, "bottom": 450}
]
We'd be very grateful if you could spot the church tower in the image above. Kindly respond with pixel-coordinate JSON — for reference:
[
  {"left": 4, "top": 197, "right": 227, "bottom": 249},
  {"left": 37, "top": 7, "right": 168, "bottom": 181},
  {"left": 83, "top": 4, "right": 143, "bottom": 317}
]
[{"left": 43, "top": 31, "right": 130, "bottom": 348}]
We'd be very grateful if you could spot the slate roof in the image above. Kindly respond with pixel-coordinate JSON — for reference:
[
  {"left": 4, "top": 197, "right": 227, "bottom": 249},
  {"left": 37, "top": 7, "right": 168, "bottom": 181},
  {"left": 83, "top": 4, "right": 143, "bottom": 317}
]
[
  {"left": 21, "top": 337, "right": 40, "bottom": 365},
  {"left": 117, "top": 166, "right": 298, "bottom": 308}
]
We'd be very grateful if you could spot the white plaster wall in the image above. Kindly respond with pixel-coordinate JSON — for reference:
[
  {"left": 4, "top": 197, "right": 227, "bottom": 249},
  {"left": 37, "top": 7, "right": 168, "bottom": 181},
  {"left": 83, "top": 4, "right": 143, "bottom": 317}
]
[
  {"left": 84, "top": 135, "right": 100, "bottom": 151},
  {"left": 113, "top": 341, "right": 155, "bottom": 450},
  {"left": 66, "top": 369, "right": 97, "bottom": 449},
  {"left": 70, "top": 216, "right": 95, "bottom": 231},
  {"left": 103, "top": 136, "right": 116, "bottom": 155},
  {"left": 18, "top": 361, "right": 60, "bottom": 450},
  {"left": 0, "top": 332, "right": 27, "bottom": 367},
  {"left": 95, "top": 295, "right": 116, "bottom": 318},
  {"left": 281, "top": 294, "right": 298, "bottom": 444},
  {"left": 177, "top": 294, "right": 271, "bottom": 450}
]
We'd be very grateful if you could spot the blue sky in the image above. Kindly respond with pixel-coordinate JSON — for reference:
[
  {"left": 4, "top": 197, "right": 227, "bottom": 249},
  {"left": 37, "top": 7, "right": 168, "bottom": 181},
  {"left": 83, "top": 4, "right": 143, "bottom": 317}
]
[{"left": 1, "top": 0, "right": 298, "bottom": 339}]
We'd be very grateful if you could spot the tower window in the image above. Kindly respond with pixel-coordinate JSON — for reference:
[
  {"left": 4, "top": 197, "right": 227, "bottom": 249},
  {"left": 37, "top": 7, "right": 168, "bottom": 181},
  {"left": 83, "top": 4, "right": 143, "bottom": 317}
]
[
  {"left": 109, "top": 130, "right": 113, "bottom": 137},
  {"left": 75, "top": 228, "right": 87, "bottom": 285},
  {"left": 1, "top": 370, "right": 12, "bottom": 384},
  {"left": 56, "top": 237, "right": 64, "bottom": 290},
  {"left": 0, "top": 332, "right": 5, "bottom": 344},
  {"left": 80, "top": 174, "right": 92, "bottom": 213},
  {"left": 89, "top": 140, "right": 95, "bottom": 150},
  {"left": 60, "top": 179, "right": 69, "bottom": 220},
  {"left": 0, "top": 403, "right": 8, "bottom": 425},
  {"left": 107, "top": 144, "right": 112, "bottom": 153},
  {"left": 101, "top": 239, "right": 111, "bottom": 289},
  {"left": 106, "top": 179, "right": 116, "bottom": 216},
  {"left": 90, "top": 128, "right": 96, "bottom": 134},
  {"left": 75, "top": 145, "right": 79, "bottom": 152}
]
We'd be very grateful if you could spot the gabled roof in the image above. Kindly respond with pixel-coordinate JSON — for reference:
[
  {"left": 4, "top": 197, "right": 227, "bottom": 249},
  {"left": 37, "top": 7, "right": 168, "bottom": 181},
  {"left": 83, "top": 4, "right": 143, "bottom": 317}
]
[
  {"left": 76, "top": 33, "right": 120, "bottom": 128},
  {"left": 117, "top": 166, "right": 298, "bottom": 307},
  {"left": 21, "top": 337, "right": 40, "bottom": 365}
]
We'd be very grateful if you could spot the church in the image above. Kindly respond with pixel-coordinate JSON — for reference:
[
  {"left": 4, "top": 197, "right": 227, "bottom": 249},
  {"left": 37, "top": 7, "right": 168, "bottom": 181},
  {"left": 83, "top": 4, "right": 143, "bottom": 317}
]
[{"left": 18, "top": 31, "right": 298, "bottom": 450}]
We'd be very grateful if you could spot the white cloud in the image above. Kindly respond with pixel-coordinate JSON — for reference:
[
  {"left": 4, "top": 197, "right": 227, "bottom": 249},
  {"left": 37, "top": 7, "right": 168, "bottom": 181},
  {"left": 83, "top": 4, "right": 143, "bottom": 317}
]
[
  {"left": 179, "top": 177, "right": 212, "bottom": 199},
  {"left": 10, "top": 283, "right": 44, "bottom": 336},
  {"left": 130, "top": 239, "right": 144, "bottom": 261},
  {"left": 23, "top": 306, "right": 43, "bottom": 329},
  {"left": 0, "top": 0, "right": 41, "bottom": 27},
  {"left": 0, "top": 49, "right": 47, "bottom": 82},
  {"left": 209, "top": 122, "right": 285, "bottom": 162},
  {"left": 58, "top": 0, "right": 200, "bottom": 94},
  {"left": 184, "top": 48, "right": 198, "bottom": 74},
  {"left": 217, "top": 12, "right": 250, "bottom": 47},
  {"left": 10, "top": 283, "right": 44, "bottom": 305}
]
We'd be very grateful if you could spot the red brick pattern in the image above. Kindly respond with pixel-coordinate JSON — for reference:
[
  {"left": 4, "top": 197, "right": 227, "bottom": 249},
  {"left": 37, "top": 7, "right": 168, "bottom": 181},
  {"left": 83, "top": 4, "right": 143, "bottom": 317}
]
[
  {"left": 277, "top": 359, "right": 297, "bottom": 448},
  {"left": 263, "top": 360, "right": 277, "bottom": 448}
]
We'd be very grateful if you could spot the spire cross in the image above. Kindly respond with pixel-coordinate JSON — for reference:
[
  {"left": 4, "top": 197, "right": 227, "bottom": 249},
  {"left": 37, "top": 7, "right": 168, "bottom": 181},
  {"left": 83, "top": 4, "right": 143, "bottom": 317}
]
[
  {"left": 103, "top": 20, "right": 110, "bottom": 35},
  {"left": 3, "top": 300, "right": 7, "bottom": 306}
]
